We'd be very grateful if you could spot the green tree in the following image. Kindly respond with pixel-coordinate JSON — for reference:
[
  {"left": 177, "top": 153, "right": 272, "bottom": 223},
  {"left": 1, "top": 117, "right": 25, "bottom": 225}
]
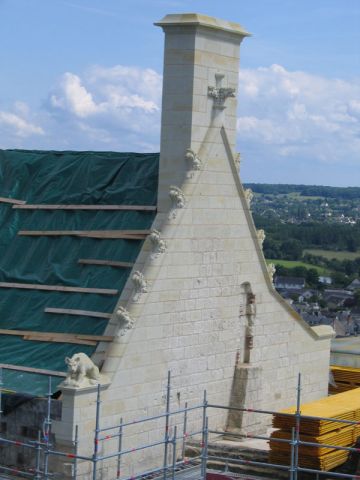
[
  {"left": 354, "top": 290, "right": 360, "bottom": 306},
  {"left": 306, "top": 268, "right": 319, "bottom": 287},
  {"left": 281, "top": 239, "right": 303, "bottom": 260}
]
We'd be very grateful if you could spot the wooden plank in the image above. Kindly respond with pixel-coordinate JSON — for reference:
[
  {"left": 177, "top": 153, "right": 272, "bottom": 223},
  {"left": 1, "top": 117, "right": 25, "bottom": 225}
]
[
  {"left": 0, "top": 329, "right": 114, "bottom": 342},
  {"left": 0, "top": 196, "right": 26, "bottom": 205},
  {"left": 18, "top": 230, "right": 150, "bottom": 240},
  {"left": 78, "top": 259, "right": 134, "bottom": 268},
  {"left": 0, "top": 363, "right": 67, "bottom": 377},
  {"left": 13, "top": 204, "right": 156, "bottom": 211},
  {"left": 23, "top": 335, "right": 97, "bottom": 346},
  {"left": 0, "top": 282, "right": 118, "bottom": 295},
  {"left": 45, "top": 307, "right": 112, "bottom": 319},
  {"left": 66, "top": 333, "right": 114, "bottom": 342}
]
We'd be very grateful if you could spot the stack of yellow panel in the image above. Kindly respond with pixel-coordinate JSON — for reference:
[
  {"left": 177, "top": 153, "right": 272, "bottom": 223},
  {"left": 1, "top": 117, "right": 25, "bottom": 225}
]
[
  {"left": 330, "top": 366, "right": 360, "bottom": 394},
  {"left": 269, "top": 388, "right": 360, "bottom": 471}
]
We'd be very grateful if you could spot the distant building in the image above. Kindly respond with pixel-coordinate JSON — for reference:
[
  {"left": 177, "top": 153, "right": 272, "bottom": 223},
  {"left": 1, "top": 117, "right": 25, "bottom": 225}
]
[
  {"left": 275, "top": 276, "right": 305, "bottom": 290},
  {"left": 323, "top": 289, "right": 353, "bottom": 308},
  {"left": 347, "top": 279, "right": 360, "bottom": 291},
  {"left": 319, "top": 276, "right": 332, "bottom": 285}
]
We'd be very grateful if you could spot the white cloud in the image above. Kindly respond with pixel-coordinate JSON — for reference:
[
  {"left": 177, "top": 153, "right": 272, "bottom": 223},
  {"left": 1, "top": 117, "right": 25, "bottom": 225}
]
[
  {"left": 1, "top": 62, "right": 359, "bottom": 185},
  {"left": 237, "top": 64, "right": 360, "bottom": 173},
  {"left": 45, "top": 65, "right": 162, "bottom": 150},
  {"left": 0, "top": 105, "right": 44, "bottom": 138},
  {"left": 49, "top": 72, "right": 100, "bottom": 118}
]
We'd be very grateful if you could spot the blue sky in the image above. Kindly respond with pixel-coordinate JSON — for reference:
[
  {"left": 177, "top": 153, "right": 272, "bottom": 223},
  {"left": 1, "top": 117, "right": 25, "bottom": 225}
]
[{"left": 1, "top": 0, "right": 359, "bottom": 186}]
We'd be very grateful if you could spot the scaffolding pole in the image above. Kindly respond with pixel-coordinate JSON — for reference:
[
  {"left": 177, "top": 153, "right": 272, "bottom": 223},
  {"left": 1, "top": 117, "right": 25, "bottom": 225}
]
[
  {"left": 1, "top": 370, "right": 360, "bottom": 480},
  {"left": 163, "top": 370, "right": 171, "bottom": 480},
  {"left": 92, "top": 384, "right": 101, "bottom": 480}
]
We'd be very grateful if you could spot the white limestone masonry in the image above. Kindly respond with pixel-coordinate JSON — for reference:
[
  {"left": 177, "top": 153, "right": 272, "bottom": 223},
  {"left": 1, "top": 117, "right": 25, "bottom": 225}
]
[{"left": 51, "top": 13, "right": 334, "bottom": 478}]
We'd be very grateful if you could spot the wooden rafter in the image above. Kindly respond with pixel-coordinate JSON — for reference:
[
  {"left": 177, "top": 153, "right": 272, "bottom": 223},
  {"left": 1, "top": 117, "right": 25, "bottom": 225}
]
[
  {"left": 13, "top": 204, "right": 156, "bottom": 211},
  {"left": 78, "top": 259, "right": 134, "bottom": 268},
  {"left": 0, "top": 329, "right": 114, "bottom": 345},
  {"left": 18, "top": 230, "right": 150, "bottom": 240},
  {"left": 0, "top": 363, "right": 67, "bottom": 378},
  {"left": 22, "top": 334, "right": 97, "bottom": 346},
  {"left": 0, "top": 196, "right": 26, "bottom": 205},
  {"left": 45, "top": 307, "right": 112, "bottom": 319},
  {"left": 0, "top": 282, "right": 118, "bottom": 295}
]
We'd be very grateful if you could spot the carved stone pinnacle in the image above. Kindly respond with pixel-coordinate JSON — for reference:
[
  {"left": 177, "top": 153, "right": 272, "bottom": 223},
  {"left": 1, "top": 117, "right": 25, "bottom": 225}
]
[
  {"left": 149, "top": 229, "right": 166, "bottom": 258},
  {"left": 132, "top": 270, "right": 148, "bottom": 301},
  {"left": 116, "top": 306, "right": 134, "bottom": 336}
]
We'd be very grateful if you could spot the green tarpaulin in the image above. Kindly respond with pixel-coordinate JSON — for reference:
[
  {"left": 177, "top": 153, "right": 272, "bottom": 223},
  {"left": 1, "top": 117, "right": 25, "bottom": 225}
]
[{"left": 0, "top": 149, "right": 159, "bottom": 395}]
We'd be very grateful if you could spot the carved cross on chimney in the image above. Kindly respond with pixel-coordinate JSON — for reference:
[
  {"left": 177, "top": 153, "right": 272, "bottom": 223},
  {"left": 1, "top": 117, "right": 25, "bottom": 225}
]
[{"left": 208, "top": 73, "right": 236, "bottom": 110}]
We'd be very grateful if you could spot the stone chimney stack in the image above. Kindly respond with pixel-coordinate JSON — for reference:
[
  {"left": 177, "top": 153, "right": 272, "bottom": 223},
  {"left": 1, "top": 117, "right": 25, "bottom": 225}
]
[{"left": 155, "top": 13, "right": 250, "bottom": 211}]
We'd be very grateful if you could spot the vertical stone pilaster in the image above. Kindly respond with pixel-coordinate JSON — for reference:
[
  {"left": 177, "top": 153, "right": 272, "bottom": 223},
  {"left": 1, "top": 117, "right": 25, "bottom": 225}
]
[
  {"left": 226, "top": 364, "right": 264, "bottom": 435},
  {"left": 155, "top": 14, "right": 250, "bottom": 211}
]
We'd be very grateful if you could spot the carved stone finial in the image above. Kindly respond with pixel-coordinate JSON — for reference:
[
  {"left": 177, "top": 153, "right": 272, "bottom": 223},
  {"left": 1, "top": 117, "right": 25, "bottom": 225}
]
[
  {"left": 62, "top": 353, "right": 101, "bottom": 388},
  {"left": 208, "top": 74, "right": 236, "bottom": 110},
  {"left": 149, "top": 229, "right": 166, "bottom": 258},
  {"left": 244, "top": 188, "right": 253, "bottom": 207},
  {"left": 267, "top": 263, "right": 276, "bottom": 284},
  {"left": 169, "top": 185, "right": 185, "bottom": 218},
  {"left": 185, "top": 149, "right": 202, "bottom": 176},
  {"left": 257, "top": 229, "right": 266, "bottom": 248},
  {"left": 116, "top": 306, "right": 134, "bottom": 336},
  {"left": 132, "top": 270, "right": 148, "bottom": 301}
]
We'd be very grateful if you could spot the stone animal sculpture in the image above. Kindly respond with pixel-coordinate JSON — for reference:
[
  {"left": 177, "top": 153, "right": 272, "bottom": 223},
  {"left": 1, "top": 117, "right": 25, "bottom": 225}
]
[
  {"left": 149, "top": 229, "right": 166, "bottom": 258},
  {"left": 185, "top": 149, "right": 201, "bottom": 173},
  {"left": 116, "top": 306, "right": 135, "bottom": 336},
  {"left": 63, "top": 352, "right": 100, "bottom": 388},
  {"left": 267, "top": 263, "right": 276, "bottom": 284},
  {"left": 169, "top": 185, "right": 185, "bottom": 209},
  {"left": 132, "top": 270, "right": 148, "bottom": 301},
  {"left": 168, "top": 185, "right": 186, "bottom": 219},
  {"left": 244, "top": 188, "right": 253, "bottom": 207},
  {"left": 257, "top": 229, "right": 266, "bottom": 248}
]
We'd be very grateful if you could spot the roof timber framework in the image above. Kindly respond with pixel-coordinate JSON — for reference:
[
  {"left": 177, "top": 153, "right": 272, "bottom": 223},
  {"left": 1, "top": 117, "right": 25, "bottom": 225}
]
[{"left": 0, "top": 149, "right": 159, "bottom": 395}]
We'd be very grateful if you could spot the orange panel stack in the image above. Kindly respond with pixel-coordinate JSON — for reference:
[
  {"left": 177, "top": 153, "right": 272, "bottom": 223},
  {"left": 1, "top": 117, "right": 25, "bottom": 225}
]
[
  {"left": 269, "top": 388, "right": 360, "bottom": 471},
  {"left": 330, "top": 366, "right": 360, "bottom": 394}
]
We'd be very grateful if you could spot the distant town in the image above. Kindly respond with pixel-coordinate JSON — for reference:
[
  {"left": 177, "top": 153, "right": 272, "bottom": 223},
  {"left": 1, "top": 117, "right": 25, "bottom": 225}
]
[{"left": 245, "top": 183, "right": 360, "bottom": 335}]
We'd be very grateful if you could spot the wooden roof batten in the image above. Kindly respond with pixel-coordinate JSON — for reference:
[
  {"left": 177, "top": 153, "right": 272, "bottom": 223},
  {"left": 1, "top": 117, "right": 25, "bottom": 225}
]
[
  {"left": 0, "top": 282, "right": 118, "bottom": 295},
  {"left": 0, "top": 196, "right": 26, "bottom": 205},
  {"left": 78, "top": 259, "right": 134, "bottom": 268},
  {"left": 0, "top": 363, "right": 67, "bottom": 378},
  {"left": 0, "top": 329, "right": 114, "bottom": 346},
  {"left": 45, "top": 307, "right": 112, "bottom": 319},
  {"left": 13, "top": 204, "right": 156, "bottom": 211},
  {"left": 18, "top": 230, "right": 151, "bottom": 240}
]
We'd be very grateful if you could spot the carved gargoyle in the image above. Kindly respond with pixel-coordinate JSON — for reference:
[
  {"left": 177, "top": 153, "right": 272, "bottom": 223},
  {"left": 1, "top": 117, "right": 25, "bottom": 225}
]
[
  {"left": 169, "top": 185, "right": 185, "bottom": 218},
  {"left": 116, "top": 306, "right": 134, "bottom": 336},
  {"left": 132, "top": 270, "right": 148, "bottom": 301},
  {"left": 62, "top": 353, "right": 100, "bottom": 388},
  {"left": 267, "top": 263, "right": 276, "bottom": 284},
  {"left": 257, "top": 229, "right": 266, "bottom": 248},
  {"left": 244, "top": 188, "right": 253, "bottom": 207},
  {"left": 185, "top": 149, "right": 201, "bottom": 176},
  {"left": 169, "top": 185, "right": 185, "bottom": 208},
  {"left": 149, "top": 229, "right": 166, "bottom": 258}
]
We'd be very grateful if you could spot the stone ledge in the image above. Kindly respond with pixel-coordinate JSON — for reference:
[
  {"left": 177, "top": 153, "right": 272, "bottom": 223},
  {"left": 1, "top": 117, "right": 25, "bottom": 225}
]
[
  {"left": 155, "top": 13, "right": 251, "bottom": 37},
  {"left": 61, "top": 382, "right": 110, "bottom": 397},
  {"left": 310, "top": 324, "right": 335, "bottom": 340}
]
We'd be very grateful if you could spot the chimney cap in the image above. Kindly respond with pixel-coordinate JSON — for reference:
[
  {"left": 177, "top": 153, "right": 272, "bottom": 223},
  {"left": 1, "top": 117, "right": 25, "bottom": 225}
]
[{"left": 155, "top": 13, "right": 251, "bottom": 37}]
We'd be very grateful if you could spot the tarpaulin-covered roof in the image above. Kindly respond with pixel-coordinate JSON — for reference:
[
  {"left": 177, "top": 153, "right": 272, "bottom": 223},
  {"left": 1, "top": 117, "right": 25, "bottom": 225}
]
[{"left": 0, "top": 149, "right": 159, "bottom": 395}]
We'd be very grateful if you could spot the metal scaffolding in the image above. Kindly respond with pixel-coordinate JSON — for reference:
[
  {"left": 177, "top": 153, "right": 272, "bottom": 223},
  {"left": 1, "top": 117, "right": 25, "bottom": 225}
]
[{"left": 0, "top": 368, "right": 360, "bottom": 479}]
